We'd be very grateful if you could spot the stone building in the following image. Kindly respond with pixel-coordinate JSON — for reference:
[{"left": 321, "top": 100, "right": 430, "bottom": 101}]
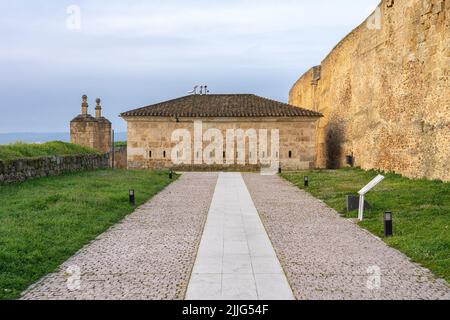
[
  {"left": 70, "top": 95, "right": 112, "bottom": 153},
  {"left": 289, "top": 0, "right": 450, "bottom": 181},
  {"left": 120, "top": 94, "right": 322, "bottom": 170}
]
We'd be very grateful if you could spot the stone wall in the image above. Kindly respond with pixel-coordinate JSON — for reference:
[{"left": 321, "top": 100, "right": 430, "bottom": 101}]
[
  {"left": 0, "top": 153, "right": 110, "bottom": 184},
  {"left": 124, "top": 117, "right": 319, "bottom": 171},
  {"left": 70, "top": 96, "right": 112, "bottom": 153},
  {"left": 111, "top": 146, "right": 127, "bottom": 169},
  {"left": 70, "top": 118, "right": 112, "bottom": 153},
  {"left": 289, "top": 0, "right": 450, "bottom": 181}
]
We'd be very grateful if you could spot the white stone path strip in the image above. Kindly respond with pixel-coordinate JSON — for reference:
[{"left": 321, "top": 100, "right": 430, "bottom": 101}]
[{"left": 186, "top": 172, "right": 294, "bottom": 300}]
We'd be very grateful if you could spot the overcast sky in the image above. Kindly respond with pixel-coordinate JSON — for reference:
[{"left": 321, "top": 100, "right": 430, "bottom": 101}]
[{"left": 0, "top": 0, "right": 379, "bottom": 133}]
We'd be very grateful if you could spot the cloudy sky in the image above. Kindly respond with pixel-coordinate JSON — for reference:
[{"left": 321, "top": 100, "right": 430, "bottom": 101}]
[{"left": 0, "top": 0, "right": 379, "bottom": 133}]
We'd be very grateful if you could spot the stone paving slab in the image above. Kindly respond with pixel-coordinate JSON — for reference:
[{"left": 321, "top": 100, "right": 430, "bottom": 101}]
[
  {"left": 21, "top": 172, "right": 218, "bottom": 300},
  {"left": 186, "top": 173, "right": 294, "bottom": 300},
  {"left": 243, "top": 174, "right": 450, "bottom": 300}
]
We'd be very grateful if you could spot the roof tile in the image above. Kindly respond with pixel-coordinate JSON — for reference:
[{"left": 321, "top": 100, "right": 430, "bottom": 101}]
[{"left": 120, "top": 94, "right": 322, "bottom": 118}]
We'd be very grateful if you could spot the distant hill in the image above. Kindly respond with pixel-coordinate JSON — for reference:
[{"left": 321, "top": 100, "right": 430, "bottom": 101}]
[{"left": 0, "top": 132, "right": 126, "bottom": 145}]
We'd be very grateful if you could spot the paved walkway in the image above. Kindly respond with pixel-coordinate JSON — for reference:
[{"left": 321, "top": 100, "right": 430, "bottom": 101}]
[
  {"left": 21, "top": 173, "right": 218, "bottom": 300},
  {"left": 185, "top": 173, "right": 294, "bottom": 300},
  {"left": 21, "top": 172, "right": 449, "bottom": 300},
  {"left": 243, "top": 174, "right": 450, "bottom": 300}
]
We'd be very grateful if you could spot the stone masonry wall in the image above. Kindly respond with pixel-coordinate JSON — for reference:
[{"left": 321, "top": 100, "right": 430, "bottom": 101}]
[
  {"left": 125, "top": 117, "right": 318, "bottom": 171},
  {"left": 289, "top": 0, "right": 450, "bottom": 181},
  {"left": 70, "top": 119, "right": 111, "bottom": 153},
  {"left": 112, "top": 146, "right": 127, "bottom": 169},
  {"left": 0, "top": 153, "right": 110, "bottom": 185}
]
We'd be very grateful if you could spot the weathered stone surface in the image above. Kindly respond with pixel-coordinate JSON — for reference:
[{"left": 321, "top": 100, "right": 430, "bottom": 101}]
[
  {"left": 111, "top": 146, "right": 127, "bottom": 169},
  {"left": 70, "top": 118, "right": 111, "bottom": 153},
  {"left": 289, "top": 0, "right": 450, "bottom": 181},
  {"left": 70, "top": 96, "right": 112, "bottom": 153},
  {"left": 124, "top": 117, "right": 319, "bottom": 171},
  {"left": 0, "top": 154, "right": 110, "bottom": 185}
]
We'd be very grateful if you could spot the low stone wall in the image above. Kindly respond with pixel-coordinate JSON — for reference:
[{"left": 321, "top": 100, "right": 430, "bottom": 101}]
[{"left": 0, "top": 153, "right": 110, "bottom": 184}]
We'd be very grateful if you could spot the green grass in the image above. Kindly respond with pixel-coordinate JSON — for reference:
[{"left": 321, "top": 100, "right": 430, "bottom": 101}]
[
  {"left": 113, "top": 141, "right": 127, "bottom": 148},
  {"left": 0, "top": 141, "right": 97, "bottom": 162},
  {"left": 0, "top": 169, "right": 176, "bottom": 299},
  {"left": 282, "top": 168, "right": 450, "bottom": 283}
]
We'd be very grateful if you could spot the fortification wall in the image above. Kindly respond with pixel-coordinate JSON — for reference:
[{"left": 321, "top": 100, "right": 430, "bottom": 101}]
[
  {"left": 0, "top": 153, "right": 110, "bottom": 184},
  {"left": 289, "top": 0, "right": 450, "bottom": 181}
]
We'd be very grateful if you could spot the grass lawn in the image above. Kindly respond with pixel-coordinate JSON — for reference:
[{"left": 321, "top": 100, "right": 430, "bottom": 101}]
[
  {"left": 113, "top": 141, "right": 127, "bottom": 148},
  {"left": 0, "top": 141, "right": 96, "bottom": 161},
  {"left": 282, "top": 168, "right": 450, "bottom": 283},
  {"left": 0, "top": 169, "right": 176, "bottom": 299}
]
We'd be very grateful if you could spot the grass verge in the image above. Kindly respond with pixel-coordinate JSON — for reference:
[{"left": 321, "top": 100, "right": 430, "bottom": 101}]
[
  {"left": 0, "top": 169, "right": 176, "bottom": 299},
  {"left": 282, "top": 168, "right": 449, "bottom": 283},
  {"left": 0, "top": 141, "right": 97, "bottom": 161},
  {"left": 113, "top": 141, "right": 127, "bottom": 148}
]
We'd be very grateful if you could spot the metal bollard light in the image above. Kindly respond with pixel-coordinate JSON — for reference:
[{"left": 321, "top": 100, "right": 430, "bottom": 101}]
[
  {"left": 384, "top": 211, "right": 393, "bottom": 237},
  {"left": 169, "top": 169, "right": 173, "bottom": 180},
  {"left": 304, "top": 176, "right": 309, "bottom": 187},
  {"left": 129, "top": 189, "right": 135, "bottom": 206}
]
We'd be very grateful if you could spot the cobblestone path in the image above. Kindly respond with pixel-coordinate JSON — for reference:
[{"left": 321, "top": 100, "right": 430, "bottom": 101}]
[
  {"left": 243, "top": 174, "right": 450, "bottom": 300},
  {"left": 21, "top": 173, "right": 218, "bottom": 300}
]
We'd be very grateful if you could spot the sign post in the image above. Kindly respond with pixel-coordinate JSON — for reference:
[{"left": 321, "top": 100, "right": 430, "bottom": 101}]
[{"left": 357, "top": 174, "right": 385, "bottom": 221}]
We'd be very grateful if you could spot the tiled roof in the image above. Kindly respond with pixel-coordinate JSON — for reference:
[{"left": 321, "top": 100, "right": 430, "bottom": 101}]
[
  {"left": 71, "top": 114, "right": 111, "bottom": 123},
  {"left": 120, "top": 94, "right": 322, "bottom": 118}
]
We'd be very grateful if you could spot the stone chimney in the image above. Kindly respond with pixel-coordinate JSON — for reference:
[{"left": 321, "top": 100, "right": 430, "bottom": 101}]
[
  {"left": 71, "top": 94, "right": 111, "bottom": 153},
  {"left": 81, "top": 94, "right": 88, "bottom": 115},
  {"left": 95, "top": 98, "right": 102, "bottom": 118}
]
